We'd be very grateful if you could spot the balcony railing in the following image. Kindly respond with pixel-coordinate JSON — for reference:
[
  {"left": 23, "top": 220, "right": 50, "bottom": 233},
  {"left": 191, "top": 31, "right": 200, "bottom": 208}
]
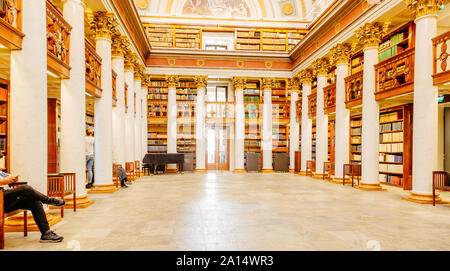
[
  {"left": 206, "top": 101, "right": 235, "bottom": 122},
  {"left": 112, "top": 69, "right": 117, "bottom": 106},
  {"left": 308, "top": 92, "right": 317, "bottom": 119},
  {"left": 323, "top": 83, "right": 336, "bottom": 114},
  {"left": 85, "top": 40, "right": 102, "bottom": 98},
  {"left": 433, "top": 30, "right": 450, "bottom": 85},
  {"left": 0, "top": 0, "right": 24, "bottom": 49},
  {"left": 177, "top": 101, "right": 196, "bottom": 122},
  {"left": 345, "top": 70, "right": 363, "bottom": 108},
  {"left": 46, "top": 0, "right": 71, "bottom": 78},
  {"left": 375, "top": 48, "right": 414, "bottom": 100}
]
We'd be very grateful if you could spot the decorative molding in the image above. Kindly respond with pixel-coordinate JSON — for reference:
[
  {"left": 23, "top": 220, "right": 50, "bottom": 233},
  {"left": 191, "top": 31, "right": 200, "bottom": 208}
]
[
  {"left": 232, "top": 77, "right": 247, "bottom": 90},
  {"left": 330, "top": 43, "right": 352, "bottom": 65},
  {"left": 405, "top": 0, "right": 443, "bottom": 18},
  {"left": 355, "top": 22, "right": 389, "bottom": 49}
]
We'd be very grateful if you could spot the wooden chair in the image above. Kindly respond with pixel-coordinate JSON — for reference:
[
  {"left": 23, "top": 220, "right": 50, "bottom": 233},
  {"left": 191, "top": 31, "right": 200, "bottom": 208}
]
[
  {"left": 112, "top": 164, "right": 120, "bottom": 188},
  {"left": 306, "top": 160, "right": 315, "bottom": 177},
  {"left": 323, "top": 162, "right": 335, "bottom": 180},
  {"left": 432, "top": 171, "right": 450, "bottom": 206},
  {"left": 343, "top": 164, "right": 361, "bottom": 187},
  {"left": 134, "top": 160, "right": 142, "bottom": 178},
  {"left": 142, "top": 163, "right": 151, "bottom": 176},
  {"left": 47, "top": 173, "right": 76, "bottom": 218},
  {"left": 125, "top": 162, "right": 135, "bottom": 181},
  {"left": 1, "top": 182, "right": 29, "bottom": 250}
]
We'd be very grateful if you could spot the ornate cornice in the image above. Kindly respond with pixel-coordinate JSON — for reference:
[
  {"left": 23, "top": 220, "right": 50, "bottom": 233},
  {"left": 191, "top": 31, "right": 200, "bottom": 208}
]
[
  {"left": 165, "top": 75, "right": 180, "bottom": 88},
  {"left": 330, "top": 43, "right": 352, "bottom": 65},
  {"left": 194, "top": 76, "right": 208, "bottom": 89},
  {"left": 89, "top": 11, "right": 118, "bottom": 40},
  {"left": 111, "top": 35, "right": 130, "bottom": 58},
  {"left": 355, "top": 22, "right": 389, "bottom": 49},
  {"left": 298, "top": 69, "right": 313, "bottom": 85},
  {"left": 312, "top": 57, "right": 331, "bottom": 77},
  {"left": 287, "top": 77, "right": 301, "bottom": 92},
  {"left": 405, "top": 0, "right": 444, "bottom": 18},
  {"left": 261, "top": 77, "right": 275, "bottom": 90},
  {"left": 232, "top": 77, "right": 247, "bottom": 90}
]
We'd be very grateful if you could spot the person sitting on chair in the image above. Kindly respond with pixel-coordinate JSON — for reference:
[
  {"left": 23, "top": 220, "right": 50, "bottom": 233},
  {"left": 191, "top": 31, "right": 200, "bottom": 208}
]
[
  {"left": 0, "top": 171, "right": 66, "bottom": 243},
  {"left": 118, "top": 165, "right": 129, "bottom": 188}
]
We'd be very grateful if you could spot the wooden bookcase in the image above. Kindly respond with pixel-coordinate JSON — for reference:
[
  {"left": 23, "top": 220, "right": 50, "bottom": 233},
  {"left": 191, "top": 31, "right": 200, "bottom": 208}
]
[
  {"left": 177, "top": 78, "right": 197, "bottom": 102},
  {"left": 0, "top": 79, "right": 9, "bottom": 172},
  {"left": 328, "top": 120, "right": 335, "bottom": 164},
  {"left": 144, "top": 25, "right": 202, "bottom": 49},
  {"left": 244, "top": 79, "right": 262, "bottom": 152},
  {"left": 312, "top": 124, "right": 316, "bottom": 161},
  {"left": 148, "top": 77, "right": 169, "bottom": 153},
  {"left": 378, "top": 22, "right": 414, "bottom": 63},
  {"left": 350, "top": 115, "right": 362, "bottom": 164},
  {"left": 236, "top": 29, "right": 306, "bottom": 52},
  {"left": 85, "top": 96, "right": 95, "bottom": 131},
  {"left": 236, "top": 29, "right": 261, "bottom": 51},
  {"left": 378, "top": 105, "right": 412, "bottom": 190},
  {"left": 177, "top": 78, "right": 197, "bottom": 164},
  {"left": 174, "top": 27, "right": 201, "bottom": 49},
  {"left": 271, "top": 79, "right": 289, "bottom": 154}
]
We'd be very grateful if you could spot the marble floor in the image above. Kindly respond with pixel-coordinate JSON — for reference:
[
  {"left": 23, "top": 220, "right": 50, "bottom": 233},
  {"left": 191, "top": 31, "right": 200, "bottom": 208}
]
[{"left": 3, "top": 172, "right": 450, "bottom": 251}]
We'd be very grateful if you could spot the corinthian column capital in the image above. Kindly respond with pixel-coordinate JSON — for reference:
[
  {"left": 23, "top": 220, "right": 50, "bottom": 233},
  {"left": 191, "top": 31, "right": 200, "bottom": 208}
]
[
  {"left": 165, "top": 75, "right": 180, "bottom": 88},
  {"left": 298, "top": 69, "right": 313, "bottom": 85},
  {"left": 232, "top": 77, "right": 247, "bottom": 90},
  {"left": 330, "top": 43, "right": 352, "bottom": 65},
  {"left": 287, "top": 77, "right": 301, "bottom": 92},
  {"left": 124, "top": 51, "right": 137, "bottom": 71},
  {"left": 355, "top": 22, "right": 390, "bottom": 49},
  {"left": 261, "top": 77, "right": 275, "bottom": 90},
  {"left": 89, "top": 11, "right": 118, "bottom": 40},
  {"left": 111, "top": 35, "right": 130, "bottom": 58},
  {"left": 194, "top": 76, "right": 208, "bottom": 89},
  {"left": 405, "top": 0, "right": 444, "bottom": 18},
  {"left": 312, "top": 57, "right": 331, "bottom": 77}
]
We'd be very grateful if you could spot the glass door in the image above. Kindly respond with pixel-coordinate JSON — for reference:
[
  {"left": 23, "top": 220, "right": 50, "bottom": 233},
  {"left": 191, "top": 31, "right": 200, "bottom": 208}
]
[{"left": 206, "top": 125, "right": 230, "bottom": 170}]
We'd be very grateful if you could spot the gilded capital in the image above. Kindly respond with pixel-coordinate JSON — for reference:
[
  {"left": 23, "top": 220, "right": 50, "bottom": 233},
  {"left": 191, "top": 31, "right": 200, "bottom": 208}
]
[
  {"left": 166, "top": 75, "right": 180, "bottom": 88},
  {"left": 111, "top": 35, "right": 130, "bottom": 58},
  {"left": 261, "top": 77, "right": 275, "bottom": 90},
  {"left": 141, "top": 75, "right": 150, "bottom": 87},
  {"left": 330, "top": 43, "right": 352, "bottom": 65},
  {"left": 312, "top": 58, "right": 330, "bottom": 77},
  {"left": 124, "top": 51, "right": 137, "bottom": 71},
  {"left": 232, "top": 77, "right": 247, "bottom": 90},
  {"left": 298, "top": 69, "right": 313, "bottom": 85},
  {"left": 134, "top": 64, "right": 146, "bottom": 80},
  {"left": 287, "top": 77, "right": 300, "bottom": 92},
  {"left": 355, "top": 22, "right": 389, "bottom": 49},
  {"left": 89, "top": 11, "right": 118, "bottom": 40},
  {"left": 194, "top": 76, "right": 208, "bottom": 89},
  {"left": 405, "top": 0, "right": 443, "bottom": 18}
]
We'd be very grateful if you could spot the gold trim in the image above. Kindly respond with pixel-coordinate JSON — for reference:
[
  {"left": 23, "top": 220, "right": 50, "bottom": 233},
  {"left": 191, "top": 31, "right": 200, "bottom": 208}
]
[
  {"left": 354, "top": 182, "right": 386, "bottom": 191},
  {"left": 87, "top": 184, "right": 118, "bottom": 194},
  {"left": 261, "top": 169, "right": 275, "bottom": 173},
  {"left": 403, "top": 192, "right": 449, "bottom": 204}
]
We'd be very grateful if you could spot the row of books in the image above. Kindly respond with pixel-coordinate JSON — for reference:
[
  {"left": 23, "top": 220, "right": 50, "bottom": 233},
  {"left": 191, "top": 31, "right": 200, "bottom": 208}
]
[
  {"left": 177, "top": 139, "right": 195, "bottom": 145},
  {"left": 244, "top": 96, "right": 260, "bottom": 102},
  {"left": 245, "top": 135, "right": 260, "bottom": 139},
  {"left": 262, "top": 38, "right": 286, "bottom": 44},
  {"left": 236, "top": 38, "right": 260, "bottom": 44},
  {"left": 148, "top": 140, "right": 166, "bottom": 145},
  {"left": 351, "top": 144, "right": 362, "bottom": 152},
  {"left": 175, "top": 43, "right": 199, "bottom": 48},
  {"left": 86, "top": 115, "right": 94, "bottom": 124},
  {"left": 148, "top": 94, "right": 168, "bottom": 100},
  {"left": 245, "top": 113, "right": 259, "bottom": 119},
  {"left": 351, "top": 154, "right": 362, "bottom": 161},
  {"left": 245, "top": 140, "right": 261, "bottom": 147},
  {"left": 351, "top": 127, "right": 362, "bottom": 135},
  {"left": 262, "top": 32, "right": 287, "bottom": 38},
  {"left": 351, "top": 119, "right": 362, "bottom": 127},
  {"left": 379, "top": 153, "right": 403, "bottom": 163},
  {"left": 351, "top": 136, "right": 361, "bottom": 144},
  {"left": 380, "top": 131, "right": 403, "bottom": 143},
  {"left": 0, "top": 138, "right": 6, "bottom": 152},
  {"left": 236, "top": 31, "right": 261, "bottom": 38},
  {"left": 148, "top": 87, "right": 168, "bottom": 93},
  {"left": 148, "top": 146, "right": 167, "bottom": 151},
  {"left": 177, "top": 147, "right": 195, "bottom": 152},
  {"left": 379, "top": 174, "right": 403, "bottom": 185},
  {"left": 148, "top": 133, "right": 166, "bottom": 138},
  {"left": 379, "top": 142, "right": 403, "bottom": 153},
  {"left": 150, "top": 42, "right": 172, "bottom": 47},
  {"left": 262, "top": 45, "right": 286, "bottom": 51},
  {"left": 272, "top": 134, "right": 287, "bottom": 140},
  {"left": 380, "top": 112, "right": 401, "bottom": 122},
  {"left": 245, "top": 89, "right": 259, "bottom": 95},
  {"left": 379, "top": 163, "right": 403, "bottom": 174},
  {"left": 380, "top": 121, "right": 403, "bottom": 132},
  {"left": 246, "top": 83, "right": 258, "bottom": 89},
  {"left": 177, "top": 95, "right": 196, "bottom": 100},
  {"left": 273, "top": 128, "right": 287, "bottom": 133},
  {"left": 150, "top": 81, "right": 167, "bottom": 87},
  {"left": 236, "top": 44, "right": 260, "bottom": 50}
]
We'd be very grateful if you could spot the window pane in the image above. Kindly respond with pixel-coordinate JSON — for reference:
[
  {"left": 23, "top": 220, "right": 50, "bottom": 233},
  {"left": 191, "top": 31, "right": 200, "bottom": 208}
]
[{"left": 217, "top": 86, "right": 227, "bottom": 102}]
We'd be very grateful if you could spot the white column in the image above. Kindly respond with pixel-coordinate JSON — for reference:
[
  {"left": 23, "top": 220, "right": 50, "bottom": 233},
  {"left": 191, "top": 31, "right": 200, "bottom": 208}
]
[
  {"left": 360, "top": 46, "right": 380, "bottom": 190},
  {"left": 289, "top": 78, "right": 300, "bottom": 172},
  {"left": 407, "top": 7, "right": 441, "bottom": 203},
  {"left": 300, "top": 75, "right": 312, "bottom": 173},
  {"left": 90, "top": 12, "right": 116, "bottom": 192},
  {"left": 334, "top": 61, "right": 350, "bottom": 179},
  {"left": 124, "top": 63, "right": 135, "bottom": 164},
  {"left": 60, "top": 0, "right": 91, "bottom": 205},
  {"left": 315, "top": 73, "right": 328, "bottom": 175},
  {"left": 10, "top": 0, "right": 47, "bottom": 193},
  {"left": 134, "top": 74, "right": 142, "bottom": 163},
  {"left": 111, "top": 38, "right": 126, "bottom": 166},
  {"left": 262, "top": 78, "right": 274, "bottom": 173},
  {"left": 142, "top": 84, "right": 148, "bottom": 160},
  {"left": 233, "top": 77, "right": 245, "bottom": 172},
  {"left": 166, "top": 76, "right": 178, "bottom": 172},
  {"left": 195, "top": 76, "right": 207, "bottom": 172}
]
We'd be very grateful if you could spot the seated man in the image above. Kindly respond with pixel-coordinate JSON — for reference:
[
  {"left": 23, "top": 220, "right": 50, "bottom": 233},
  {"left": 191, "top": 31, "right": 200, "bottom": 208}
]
[
  {"left": 118, "top": 165, "right": 128, "bottom": 188},
  {"left": 0, "top": 171, "right": 65, "bottom": 243}
]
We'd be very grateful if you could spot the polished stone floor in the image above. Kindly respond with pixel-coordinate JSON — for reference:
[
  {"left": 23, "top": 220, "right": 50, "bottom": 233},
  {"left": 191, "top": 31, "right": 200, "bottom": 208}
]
[{"left": 3, "top": 172, "right": 450, "bottom": 251}]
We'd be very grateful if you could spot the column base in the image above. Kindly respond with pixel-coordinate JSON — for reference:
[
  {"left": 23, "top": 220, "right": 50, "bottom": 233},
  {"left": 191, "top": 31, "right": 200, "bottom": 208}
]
[
  {"left": 233, "top": 169, "right": 247, "bottom": 173},
  {"left": 4, "top": 210, "right": 61, "bottom": 232},
  {"left": 289, "top": 169, "right": 295, "bottom": 173},
  {"left": 297, "top": 171, "right": 307, "bottom": 176},
  {"left": 194, "top": 169, "right": 207, "bottom": 173},
  {"left": 312, "top": 173, "right": 324, "bottom": 179},
  {"left": 354, "top": 182, "right": 386, "bottom": 191},
  {"left": 261, "top": 169, "right": 275, "bottom": 173},
  {"left": 330, "top": 177, "right": 352, "bottom": 184},
  {"left": 49, "top": 195, "right": 94, "bottom": 210},
  {"left": 165, "top": 168, "right": 179, "bottom": 174},
  {"left": 403, "top": 192, "right": 449, "bottom": 205},
  {"left": 87, "top": 184, "right": 118, "bottom": 194}
]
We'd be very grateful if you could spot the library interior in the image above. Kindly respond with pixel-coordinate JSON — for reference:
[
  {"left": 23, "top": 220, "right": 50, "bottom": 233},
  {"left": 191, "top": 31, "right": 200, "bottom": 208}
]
[{"left": 1, "top": 0, "right": 450, "bottom": 251}]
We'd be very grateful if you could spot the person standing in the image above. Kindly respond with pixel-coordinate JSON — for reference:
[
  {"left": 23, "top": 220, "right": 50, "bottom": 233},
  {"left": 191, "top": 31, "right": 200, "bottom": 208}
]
[{"left": 85, "top": 129, "right": 95, "bottom": 189}]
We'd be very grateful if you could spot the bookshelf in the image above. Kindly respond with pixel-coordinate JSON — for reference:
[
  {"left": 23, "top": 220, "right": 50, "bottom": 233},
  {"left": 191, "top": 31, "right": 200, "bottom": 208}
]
[
  {"left": 351, "top": 51, "right": 364, "bottom": 75},
  {"left": 244, "top": 79, "right": 261, "bottom": 152},
  {"left": 177, "top": 78, "right": 197, "bottom": 102},
  {"left": 312, "top": 124, "right": 316, "bottom": 161},
  {"left": 144, "top": 25, "right": 202, "bottom": 49},
  {"left": 236, "top": 29, "right": 261, "bottom": 51},
  {"left": 328, "top": 120, "right": 335, "bottom": 163},
  {"left": 148, "top": 77, "right": 169, "bottom": 153},
  {"left": 271, "top": 79, "right": 289, "bottom": 154},
  {"left": 236, "top": 29, "right": 305, "bottom": 52},
  {"left": 145, "top": 25, "right": 174, "bottom": 48},
  {"left": 378, "top": 22, "right": 414, "bottom": 62},
  {"left": 175, "top": 27, "right": 201, "bottom": 49},
  {"left": 85, "top": 96, "right": 95, "bottom": 132},
  {"left": 0, "top": 79, "right": 9, "bottom": 172},
  {"left": 350, "top": 115, "right": 362, "bottom": 164},
  {"left": 378, "top": 105, "right": 412, "bottom": 190}
]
